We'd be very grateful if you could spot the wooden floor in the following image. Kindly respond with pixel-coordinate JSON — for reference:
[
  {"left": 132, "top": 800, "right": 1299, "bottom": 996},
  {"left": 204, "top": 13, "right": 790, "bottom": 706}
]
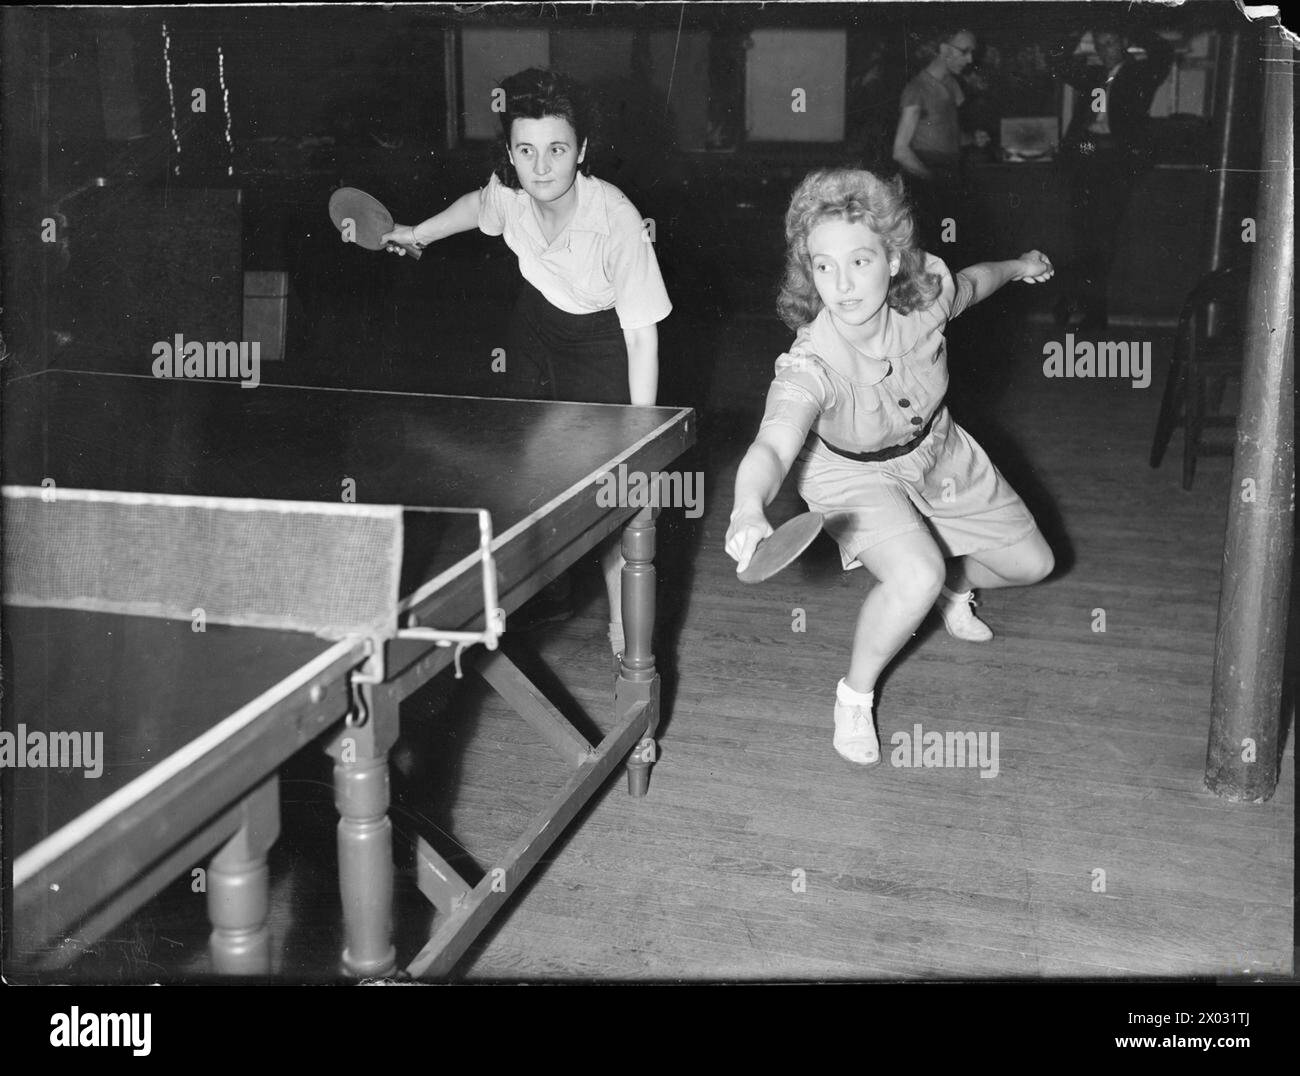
[{"left": 50, "top": 302, "right": 1294, "bottom": 981}]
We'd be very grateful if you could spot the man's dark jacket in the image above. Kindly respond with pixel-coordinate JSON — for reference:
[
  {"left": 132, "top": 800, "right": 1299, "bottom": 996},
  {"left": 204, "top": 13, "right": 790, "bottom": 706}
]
[{"left": 1052, "top": 29, "right": 1176, "bottom": 162}]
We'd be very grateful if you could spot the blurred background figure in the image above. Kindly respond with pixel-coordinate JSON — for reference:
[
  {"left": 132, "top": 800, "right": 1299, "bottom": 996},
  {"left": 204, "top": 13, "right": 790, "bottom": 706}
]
[
  {"left": 893, "top": 28, "right": 977, "bottom": 253},
  {"left": 1051, "top": 20, "right": 1175, "bottom": 333}
]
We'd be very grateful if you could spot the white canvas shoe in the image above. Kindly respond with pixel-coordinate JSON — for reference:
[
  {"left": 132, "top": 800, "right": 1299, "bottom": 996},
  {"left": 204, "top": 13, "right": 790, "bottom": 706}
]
[
  {"left": 833, "top": 688, "right": 880, "bottom": 767},
  {"left": 938, "top": 586, "right": 994, "bottom": 642}
]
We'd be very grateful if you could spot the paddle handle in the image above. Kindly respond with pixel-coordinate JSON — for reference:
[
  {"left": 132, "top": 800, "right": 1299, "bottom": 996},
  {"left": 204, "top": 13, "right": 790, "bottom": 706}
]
[{"left": 388, "top": 240, "right": 423, "bottom": 261}]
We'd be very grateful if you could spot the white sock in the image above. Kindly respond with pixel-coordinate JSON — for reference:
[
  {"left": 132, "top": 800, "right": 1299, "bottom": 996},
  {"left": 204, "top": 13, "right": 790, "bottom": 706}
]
[
  {"left": 608, "top": 620, "right": 625, "bottom": 656},
  {"left": 941, "top": 585, "right": 971, "bottom": 602},
  {"left": 836, "top": 678, "right": 874, "bottom": 707}
]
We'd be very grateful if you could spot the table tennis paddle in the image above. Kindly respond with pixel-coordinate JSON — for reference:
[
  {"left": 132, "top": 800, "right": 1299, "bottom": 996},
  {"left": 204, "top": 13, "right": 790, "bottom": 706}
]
[
  {"left": 328, "top": 187, "right": 422, "bottom": 260},
  {"left": 737, "top": 511, "right": 824, "bottom": 584}
]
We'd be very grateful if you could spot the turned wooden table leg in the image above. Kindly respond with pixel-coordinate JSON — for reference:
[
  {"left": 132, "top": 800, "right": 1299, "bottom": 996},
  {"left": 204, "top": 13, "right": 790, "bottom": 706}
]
[
  {"left": 207, "top": 775, "right": 279, "bottom": 975},
  {"left": 619, "top": 506, "right": 660, "bottom": 796},
  {"left": 334, "top": 753, "right": 395, "bottom": 976},
  {"left": 329, "top": 669, "right": 399, "bottom": 977}
]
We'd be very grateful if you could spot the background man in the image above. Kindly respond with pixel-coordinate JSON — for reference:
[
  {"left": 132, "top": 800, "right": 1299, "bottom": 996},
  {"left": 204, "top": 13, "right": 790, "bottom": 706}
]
[{"left": 1052, "top": 21, "right": 1175, "bottom": 333}]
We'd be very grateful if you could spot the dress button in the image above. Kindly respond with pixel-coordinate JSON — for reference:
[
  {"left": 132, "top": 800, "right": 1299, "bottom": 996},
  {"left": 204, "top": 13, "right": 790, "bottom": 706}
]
[
  {"left": 898, "top": 398, "right": 911, "bottom": 408},
  {"left": 910, "top": 416, "right": 923, "bottom": 426}
]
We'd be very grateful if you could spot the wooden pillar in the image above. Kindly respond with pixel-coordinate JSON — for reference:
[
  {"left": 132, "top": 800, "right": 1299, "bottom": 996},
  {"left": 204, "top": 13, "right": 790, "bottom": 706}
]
[{"left": 1204, "top": 29, "right": 1294, "bottom": 803}]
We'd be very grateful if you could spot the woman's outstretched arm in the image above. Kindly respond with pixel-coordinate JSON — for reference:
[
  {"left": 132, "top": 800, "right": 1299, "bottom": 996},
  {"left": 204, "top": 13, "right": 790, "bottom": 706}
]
[{"left": 957, "top": 250, "right": 1055, "bottom": 306}]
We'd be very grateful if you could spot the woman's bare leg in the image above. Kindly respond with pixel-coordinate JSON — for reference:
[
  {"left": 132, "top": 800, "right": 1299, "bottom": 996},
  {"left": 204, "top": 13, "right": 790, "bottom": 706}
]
[
  {"left": 945, "top": 530, "right": 1055, "bottom": 593},
  {"left": 846, "top": 530, "right": 947, "bottom": 693},
  {"left": 601, "top": 535, "right": 624, "bottom": 653}
]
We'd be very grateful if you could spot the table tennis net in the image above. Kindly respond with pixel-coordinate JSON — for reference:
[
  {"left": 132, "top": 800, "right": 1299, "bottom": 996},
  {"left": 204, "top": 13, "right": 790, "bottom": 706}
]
[{"left": 2, "top": 486, "right": 404, "bottom": 638}]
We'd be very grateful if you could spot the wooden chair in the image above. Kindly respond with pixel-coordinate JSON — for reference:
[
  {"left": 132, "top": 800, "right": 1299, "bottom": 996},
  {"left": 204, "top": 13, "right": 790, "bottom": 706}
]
[{"left": 1149, "top": 264, "right": 1251, "bottom": 489}]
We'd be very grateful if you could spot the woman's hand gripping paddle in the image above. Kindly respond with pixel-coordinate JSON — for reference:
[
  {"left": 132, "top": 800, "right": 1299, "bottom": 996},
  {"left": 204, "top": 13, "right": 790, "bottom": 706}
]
[
  {"left": 328, "top": 187, "right": 423, "bottom": 260},
  {"left": 736, "top": 511, "right": 824, "bottom": 584}
]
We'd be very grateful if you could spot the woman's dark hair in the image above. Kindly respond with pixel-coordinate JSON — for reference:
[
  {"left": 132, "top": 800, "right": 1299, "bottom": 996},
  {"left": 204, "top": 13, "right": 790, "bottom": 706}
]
[{"left": 494, "top": 67, "right": 596, "bottom": 188}]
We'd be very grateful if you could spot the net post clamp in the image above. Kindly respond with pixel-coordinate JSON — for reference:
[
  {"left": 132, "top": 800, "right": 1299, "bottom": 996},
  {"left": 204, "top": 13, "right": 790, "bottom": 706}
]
[
  {"left": 398, "top": 508, "right": 506, "bottom": 678},
  {"left": 345, "top": 637, "right": 386, "bottom": 728}
]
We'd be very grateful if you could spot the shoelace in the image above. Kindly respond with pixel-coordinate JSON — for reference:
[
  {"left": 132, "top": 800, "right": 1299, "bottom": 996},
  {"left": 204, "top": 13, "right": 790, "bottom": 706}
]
[{"left": 842, "top": 706, "right": 874, "bottom": 737}]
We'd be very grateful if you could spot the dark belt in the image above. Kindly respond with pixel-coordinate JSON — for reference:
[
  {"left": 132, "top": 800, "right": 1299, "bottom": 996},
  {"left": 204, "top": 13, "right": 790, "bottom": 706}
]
[{"left": 817, "top": 409, "right": 939, "bottom": 463}]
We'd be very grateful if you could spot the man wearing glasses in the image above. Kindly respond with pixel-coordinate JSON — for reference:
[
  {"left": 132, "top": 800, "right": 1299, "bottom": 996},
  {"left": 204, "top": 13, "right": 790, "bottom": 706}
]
[{"left": 893, "top": 29, "right": 978, "bottom": 251}]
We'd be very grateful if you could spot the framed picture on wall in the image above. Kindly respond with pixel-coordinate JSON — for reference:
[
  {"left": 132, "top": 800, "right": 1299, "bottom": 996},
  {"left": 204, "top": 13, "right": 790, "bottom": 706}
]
[
  {"left": 743, "top": 29, "right": 846, "bottom": 142},
  {"left": 460, "top": 28, "right": 549, "bottom": 140}
]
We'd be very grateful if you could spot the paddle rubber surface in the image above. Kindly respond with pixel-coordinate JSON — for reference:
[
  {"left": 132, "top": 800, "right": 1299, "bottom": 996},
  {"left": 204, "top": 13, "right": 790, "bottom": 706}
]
[
  {"left": 737, "top": 511, "right": 824, "bottom": 584},
  {"left": 328, "top": 187, "right": 423, "bottom": 260}
]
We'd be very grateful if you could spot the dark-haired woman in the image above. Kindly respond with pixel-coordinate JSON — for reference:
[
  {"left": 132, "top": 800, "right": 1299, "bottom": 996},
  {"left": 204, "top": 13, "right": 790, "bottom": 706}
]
[{"left": 383, "top": 67, "right": 671, "bottom": 664}]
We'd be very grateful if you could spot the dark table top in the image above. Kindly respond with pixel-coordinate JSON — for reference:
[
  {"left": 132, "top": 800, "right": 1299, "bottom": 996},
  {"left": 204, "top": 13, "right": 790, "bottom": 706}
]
[
  {"left": 4, "top": 368, "right": 695, "bottom": 866},
  {"left": 3, "top": 369, "right": 689, "bottom": 525}
]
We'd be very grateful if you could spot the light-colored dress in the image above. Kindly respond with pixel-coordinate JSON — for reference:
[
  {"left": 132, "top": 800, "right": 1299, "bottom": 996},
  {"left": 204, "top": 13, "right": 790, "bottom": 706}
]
[{"left": 758, "top": 255, "right": 1038, "bottom": 569}]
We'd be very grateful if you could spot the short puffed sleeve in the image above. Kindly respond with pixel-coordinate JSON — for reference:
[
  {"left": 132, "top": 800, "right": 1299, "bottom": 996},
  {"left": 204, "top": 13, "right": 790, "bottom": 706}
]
[
  {"left": 477, "top": 172, "right": 509, "bottom": 237},
  {"left": 921, "top": 253, "right": 975, "bottom": 325},
  {"left": 757, "top": 338, "right": 835, "bottom": 439}
]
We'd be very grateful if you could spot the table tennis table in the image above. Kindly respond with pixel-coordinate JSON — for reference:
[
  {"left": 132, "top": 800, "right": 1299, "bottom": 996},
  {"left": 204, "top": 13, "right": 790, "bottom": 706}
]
[{"left": 3, "top": 368, "right": 695, "bottom": 979}]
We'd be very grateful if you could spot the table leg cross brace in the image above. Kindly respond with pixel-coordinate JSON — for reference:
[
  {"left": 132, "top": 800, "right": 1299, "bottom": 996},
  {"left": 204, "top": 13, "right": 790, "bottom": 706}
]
[{"left": 404, "top": 698, "right": 650, "bottom": 979}]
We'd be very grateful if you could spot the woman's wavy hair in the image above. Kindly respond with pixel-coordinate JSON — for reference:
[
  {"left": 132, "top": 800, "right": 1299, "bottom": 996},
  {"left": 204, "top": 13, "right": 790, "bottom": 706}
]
[
  {"left": 776, "top": 168, "right": 941, "bottom": 329},
  {"left": 493, "top": 67, "right": 596, "bottom": 189}
]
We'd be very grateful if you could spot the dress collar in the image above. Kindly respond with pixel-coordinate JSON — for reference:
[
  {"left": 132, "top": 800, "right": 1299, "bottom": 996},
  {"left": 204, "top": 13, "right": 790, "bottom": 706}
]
[
  {"left": 567, "top": 172, "right": 610, "bottom": 236},
  {"left": 524, "top": 171, "right": 610, "bottom": 250},
  {"left": 808, "top": 307, "right": 894, "bottom": 386}
]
